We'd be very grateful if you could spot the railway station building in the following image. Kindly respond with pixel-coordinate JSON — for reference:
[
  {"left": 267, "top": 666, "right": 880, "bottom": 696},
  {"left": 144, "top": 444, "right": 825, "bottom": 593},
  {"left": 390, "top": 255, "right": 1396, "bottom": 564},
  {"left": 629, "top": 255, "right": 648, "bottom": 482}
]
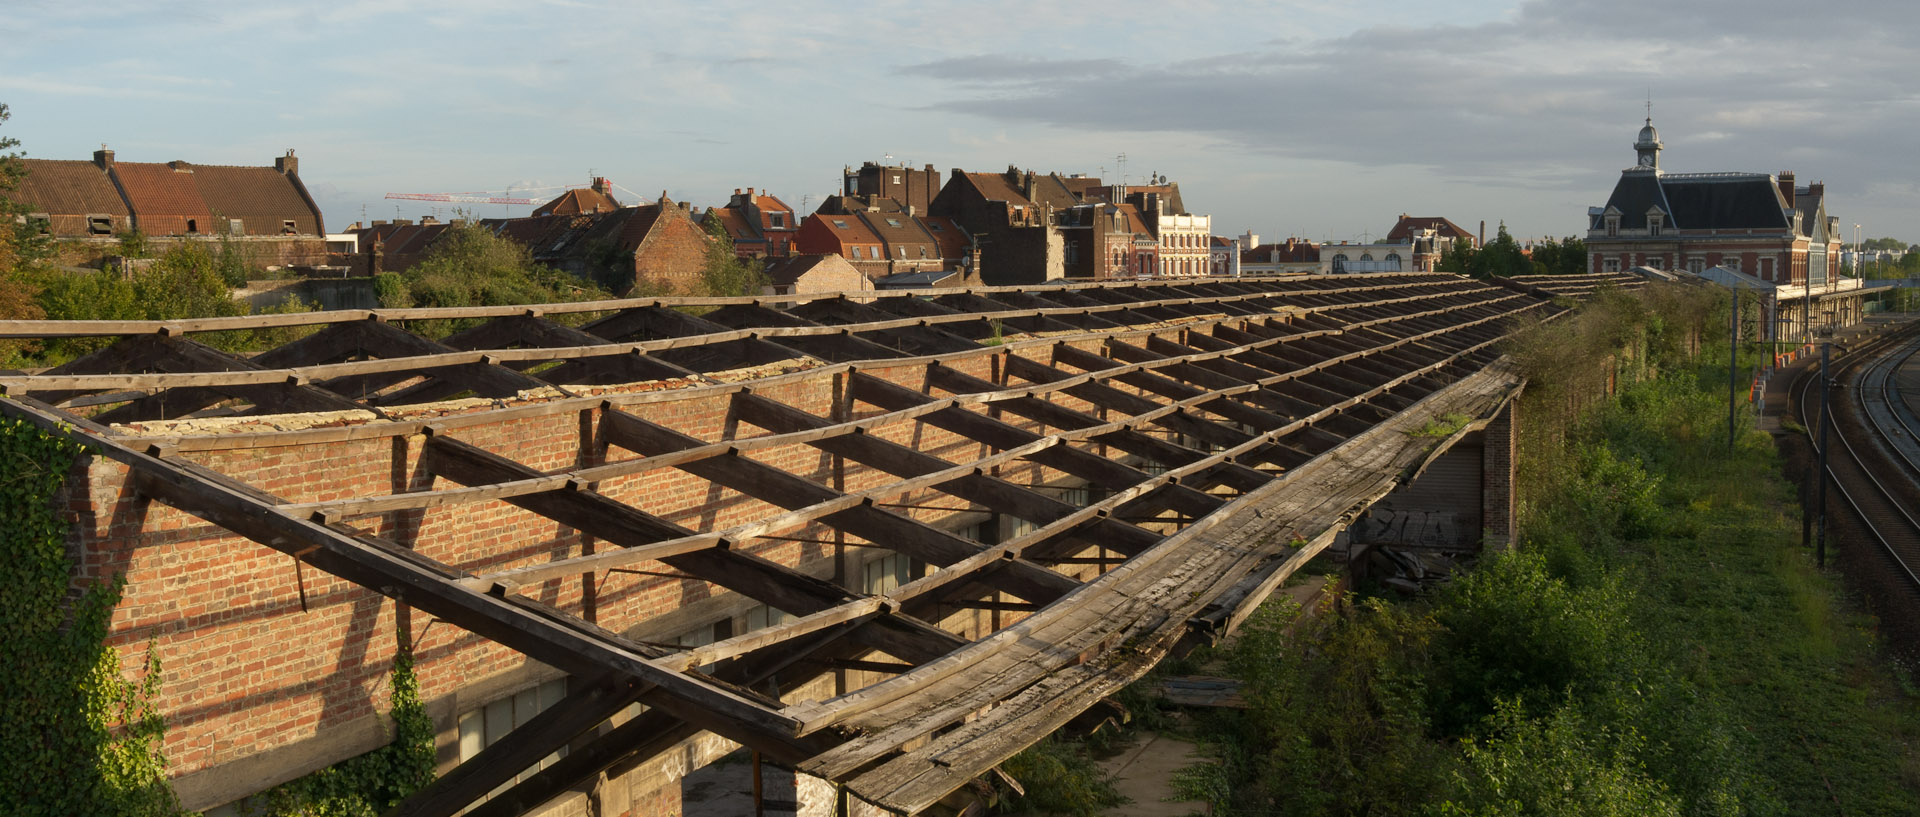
[{"left": 1586, "top": 118, "right": 1877, "bottom": 339}]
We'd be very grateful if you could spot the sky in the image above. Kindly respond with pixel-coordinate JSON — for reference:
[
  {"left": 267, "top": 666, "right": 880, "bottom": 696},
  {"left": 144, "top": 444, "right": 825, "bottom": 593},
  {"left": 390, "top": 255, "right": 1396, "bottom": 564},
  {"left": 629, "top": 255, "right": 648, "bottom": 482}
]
[{"left": 3, "top": 0, "right": 1917, "bottom": 246}]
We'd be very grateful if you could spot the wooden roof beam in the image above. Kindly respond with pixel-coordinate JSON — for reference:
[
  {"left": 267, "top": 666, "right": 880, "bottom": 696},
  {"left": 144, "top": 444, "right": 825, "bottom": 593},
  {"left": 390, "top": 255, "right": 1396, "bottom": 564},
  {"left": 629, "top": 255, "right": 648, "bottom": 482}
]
[{"left": 598, "top": 406, "right": 1078, "bottom": 605}]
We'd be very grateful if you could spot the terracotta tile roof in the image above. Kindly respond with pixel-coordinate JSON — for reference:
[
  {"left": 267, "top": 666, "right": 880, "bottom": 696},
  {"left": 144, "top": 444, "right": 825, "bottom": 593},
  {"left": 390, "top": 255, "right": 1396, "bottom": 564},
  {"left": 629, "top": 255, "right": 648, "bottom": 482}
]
[
  {"left": 917, "top": 216, "right": 969, "bottom": 260},
  {"left": 194, "top": 164, "right": 323, "bottom": 234},
  {"left": 534, "top": 187, "right": 621, "bottom": 217},
  {"left": 754, "top": 194, "right": 796, "bottom": 231},
  {"left": 1025, "top": 173, "right": 1081, "bottom": 209},
  {"left": 110, "top": 162, "right": 213, "bottom": 233},
  {"left": 614, "top": 205, "right": 668, "bottom": 249},
  {"left": 8, "top": 159, "right": 128, "bottom": 216},
  {"left": 12, "top": 157, "right": 321, "bottom": 236},
  {"left": 1112, "top": 203, "right": 1153, "bottom": 236},
  {"left": 820, "top": 213, "right": 882, "bottom": 249},
  {"left": 707, "top": 207, "right": 756, "bottom": 241},
  {"left": 961, "top": 172, "right": 1034, "bottom": 208}
]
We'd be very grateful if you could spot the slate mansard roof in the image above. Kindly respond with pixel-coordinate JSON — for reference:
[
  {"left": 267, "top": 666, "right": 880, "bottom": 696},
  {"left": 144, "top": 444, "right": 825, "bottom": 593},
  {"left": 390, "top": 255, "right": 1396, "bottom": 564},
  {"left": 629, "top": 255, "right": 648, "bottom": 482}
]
[{"left": 1591, "top": 171, "right": 1791, "bottom": 233}]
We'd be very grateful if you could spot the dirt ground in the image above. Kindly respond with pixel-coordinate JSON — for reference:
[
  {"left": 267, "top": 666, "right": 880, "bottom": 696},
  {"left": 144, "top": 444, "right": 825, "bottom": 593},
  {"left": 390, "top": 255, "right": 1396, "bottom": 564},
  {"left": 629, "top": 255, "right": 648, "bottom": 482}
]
[{"left": 1092, "top": 732, "right": 1207, "bottom": 817}]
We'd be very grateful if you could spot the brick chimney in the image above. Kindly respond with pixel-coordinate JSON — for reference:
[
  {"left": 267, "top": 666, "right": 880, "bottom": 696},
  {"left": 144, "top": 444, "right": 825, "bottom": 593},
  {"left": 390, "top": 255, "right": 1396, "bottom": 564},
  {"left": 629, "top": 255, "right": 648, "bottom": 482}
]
[
  {"left": 1809, "top": 182, "right": 1824, "bottom": 200},
  {"left": 275, "top": 149, "right": 299, "bottom": 176},
  {"left": 1777, "top": 171, "right": 1795, "bottom": 207},
  {"left": 591, "top": 176, "right": 610, "bottom": 195},
  {"left": 93, "top": 146, "right": 114, "bottom": 170}
]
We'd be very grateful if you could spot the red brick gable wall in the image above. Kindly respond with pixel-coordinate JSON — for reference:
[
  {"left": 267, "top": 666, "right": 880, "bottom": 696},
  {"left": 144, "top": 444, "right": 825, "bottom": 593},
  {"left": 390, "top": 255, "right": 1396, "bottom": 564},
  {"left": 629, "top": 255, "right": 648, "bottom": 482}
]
[{"left": 631, "top": 211, "right": 714, "bottom": 294}]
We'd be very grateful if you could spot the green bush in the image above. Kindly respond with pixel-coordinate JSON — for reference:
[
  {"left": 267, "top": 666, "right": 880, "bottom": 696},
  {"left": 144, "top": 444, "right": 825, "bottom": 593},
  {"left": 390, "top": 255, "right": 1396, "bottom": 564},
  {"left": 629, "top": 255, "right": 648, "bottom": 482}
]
[
  {"left": 1429, "top": 550, "right": 1645, "bottom": 737},
  {"left": 995, "top": 736, "right": 1127, "bottom": 817},
  {"left": 1440, "top": 699, "right": 1681, "bottom": 817},
  {"left": 0, "top": 419, "right": 181, "bottom": 817}
]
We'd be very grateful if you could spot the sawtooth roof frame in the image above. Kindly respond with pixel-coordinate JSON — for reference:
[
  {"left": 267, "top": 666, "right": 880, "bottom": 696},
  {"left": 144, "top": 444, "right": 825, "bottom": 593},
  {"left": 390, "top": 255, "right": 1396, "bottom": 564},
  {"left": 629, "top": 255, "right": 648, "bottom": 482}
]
[{"left": 0, "top": 272, "right": 1640, "bottom": 815}]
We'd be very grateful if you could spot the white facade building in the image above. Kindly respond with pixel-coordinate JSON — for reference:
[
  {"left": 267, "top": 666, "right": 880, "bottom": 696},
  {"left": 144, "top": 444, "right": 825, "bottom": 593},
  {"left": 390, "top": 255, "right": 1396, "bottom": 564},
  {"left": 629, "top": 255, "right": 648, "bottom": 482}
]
[
  {"left": 1319, "top": 240, "right": 1413, "bottom": 274},
  {"left": 1152, "top": 212, "right": 1212, "bottom": 277}
]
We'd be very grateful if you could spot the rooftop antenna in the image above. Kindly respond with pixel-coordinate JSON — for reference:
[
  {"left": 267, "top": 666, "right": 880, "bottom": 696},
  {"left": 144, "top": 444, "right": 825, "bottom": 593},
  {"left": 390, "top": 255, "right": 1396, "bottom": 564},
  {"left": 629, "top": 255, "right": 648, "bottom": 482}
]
[{"left": 1116, "top": 153, "right": 1128, "bottom": 186}]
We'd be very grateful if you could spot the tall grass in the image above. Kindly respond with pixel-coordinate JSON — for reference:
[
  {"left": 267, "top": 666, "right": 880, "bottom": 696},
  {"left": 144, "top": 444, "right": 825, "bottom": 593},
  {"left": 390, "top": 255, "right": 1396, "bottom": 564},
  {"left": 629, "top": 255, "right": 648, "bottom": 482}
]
[{"left": 1170, "top": 284, "right": 1920, "bottom": 817}]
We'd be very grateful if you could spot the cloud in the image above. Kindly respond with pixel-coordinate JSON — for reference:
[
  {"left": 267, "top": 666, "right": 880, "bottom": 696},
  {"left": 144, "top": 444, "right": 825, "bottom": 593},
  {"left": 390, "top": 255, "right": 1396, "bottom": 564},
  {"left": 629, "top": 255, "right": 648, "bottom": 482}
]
[
  {"left": 900, "top": 55, "right": 1130, "bottom": 84},
  {"left": 900, "top": 0, "right": 1920, "bottom": 206}
]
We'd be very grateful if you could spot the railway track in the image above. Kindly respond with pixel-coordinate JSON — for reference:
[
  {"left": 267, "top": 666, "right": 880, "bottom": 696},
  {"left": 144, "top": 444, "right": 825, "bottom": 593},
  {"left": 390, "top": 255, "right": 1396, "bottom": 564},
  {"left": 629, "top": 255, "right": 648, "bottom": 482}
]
[{"left": 1791, "top": 321, "right": 1920, "bottom": 607}]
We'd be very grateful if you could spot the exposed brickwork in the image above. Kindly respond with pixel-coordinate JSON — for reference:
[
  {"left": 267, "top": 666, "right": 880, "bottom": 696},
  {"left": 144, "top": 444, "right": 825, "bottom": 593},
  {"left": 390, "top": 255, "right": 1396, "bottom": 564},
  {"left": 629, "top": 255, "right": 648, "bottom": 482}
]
[
  {"left": 630, "top": 209, "right": 713, "bottom": 294},
  {"left": 62, "top": 342, "right": 1128, "bottom": 809}
]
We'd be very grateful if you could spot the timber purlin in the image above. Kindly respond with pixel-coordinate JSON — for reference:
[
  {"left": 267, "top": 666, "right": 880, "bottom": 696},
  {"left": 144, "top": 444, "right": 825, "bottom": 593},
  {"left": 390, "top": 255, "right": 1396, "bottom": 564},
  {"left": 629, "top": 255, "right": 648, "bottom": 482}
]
[{"left": 0, "top": 272, "right": 1614, "bottom": 816}]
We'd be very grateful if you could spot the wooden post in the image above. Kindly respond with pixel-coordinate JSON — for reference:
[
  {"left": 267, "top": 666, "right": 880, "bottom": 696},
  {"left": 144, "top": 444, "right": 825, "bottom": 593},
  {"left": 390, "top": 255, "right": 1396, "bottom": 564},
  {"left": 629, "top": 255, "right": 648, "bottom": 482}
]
[{"left": 753, "top": 750, "right": 765, "bottom": 817}]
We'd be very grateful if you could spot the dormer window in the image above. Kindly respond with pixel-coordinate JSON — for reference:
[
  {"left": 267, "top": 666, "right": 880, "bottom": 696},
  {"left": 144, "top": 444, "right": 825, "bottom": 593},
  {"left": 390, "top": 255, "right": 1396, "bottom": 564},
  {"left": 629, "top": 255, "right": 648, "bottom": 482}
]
[
  {"left": 1605, "top": 214, "right": 1620, "bottom": 237},
  {"left": 1647, "top": 211, "right": 1664, "bottom": 237}
]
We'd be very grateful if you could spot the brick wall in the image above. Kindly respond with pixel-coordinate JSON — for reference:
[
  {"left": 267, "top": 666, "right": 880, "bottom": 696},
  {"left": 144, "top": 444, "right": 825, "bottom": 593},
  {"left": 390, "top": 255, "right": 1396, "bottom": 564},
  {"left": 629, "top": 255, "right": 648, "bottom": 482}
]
[
  {"left": 632, "top": 212, "right": 713, "bottom": 294},
  {"left": 65, "top": 322, "right": 1221, "bottom": 812}
]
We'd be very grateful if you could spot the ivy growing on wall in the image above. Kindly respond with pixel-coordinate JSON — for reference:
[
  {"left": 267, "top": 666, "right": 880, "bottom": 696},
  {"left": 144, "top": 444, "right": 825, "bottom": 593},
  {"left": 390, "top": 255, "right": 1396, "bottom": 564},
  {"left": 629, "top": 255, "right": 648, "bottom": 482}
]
[
  {"left": 0, "top": 417, "right": 181, "bottom": 816},
  {"left": 240, "top": 627, "right": 436, "bottom": 817}
]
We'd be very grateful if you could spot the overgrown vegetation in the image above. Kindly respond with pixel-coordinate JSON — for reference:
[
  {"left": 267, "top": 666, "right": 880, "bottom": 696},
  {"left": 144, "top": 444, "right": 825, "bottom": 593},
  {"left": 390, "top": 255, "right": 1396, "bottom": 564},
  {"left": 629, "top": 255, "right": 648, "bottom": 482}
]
[
  {"left": 996, "top": 736, "right": 1130, "bottom": 817},
  {"left": 376, "top": 219, "right": 612, "bottom": 337},
  {"left": 0, "top": 419, "right": 181, "bottom": 817},
  {"left": 1158, "top": 283, "right": 1920, "bottom": 816},
  {"left": 1437, "top": 224, "right": 1586, "bottom": 278},
  {"left": 1409, "top": 412, "right": 1473, "bottom": 439},
  {"left": 0, "top": 415, "right": 437, "bottom": 816},
  {"left": 698, "top": 215, "right": 769, "bottom": 298},
  {"left": 237, "top": 633, "right": 436, "bottom": 817}
]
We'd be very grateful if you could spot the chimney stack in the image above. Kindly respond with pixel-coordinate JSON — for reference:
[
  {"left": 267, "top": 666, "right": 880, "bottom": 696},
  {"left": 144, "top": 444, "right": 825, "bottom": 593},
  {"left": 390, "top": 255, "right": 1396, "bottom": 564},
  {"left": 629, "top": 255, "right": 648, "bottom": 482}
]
[
  {"left": 1809, "top": 182, "right": 1824, "bottom": 200},
  {"left": 592, "top": 176, "right": 611, "bottom": 195},
  {"left": 275, "top": 149, "right": 298, "bottom": 176},
  {"left": 1778, "top": 171, "right": 1796, "bottom": 207},
  {"left": 94, "top": 147, "right": 114, "bottom": 170}
]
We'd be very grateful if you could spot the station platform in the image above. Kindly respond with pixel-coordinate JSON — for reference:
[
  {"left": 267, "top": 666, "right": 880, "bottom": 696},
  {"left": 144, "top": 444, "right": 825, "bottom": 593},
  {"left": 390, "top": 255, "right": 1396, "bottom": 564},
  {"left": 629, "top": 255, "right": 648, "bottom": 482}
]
[{"left": 1754, "top": 313, "right": 1913, "bottom": 434}]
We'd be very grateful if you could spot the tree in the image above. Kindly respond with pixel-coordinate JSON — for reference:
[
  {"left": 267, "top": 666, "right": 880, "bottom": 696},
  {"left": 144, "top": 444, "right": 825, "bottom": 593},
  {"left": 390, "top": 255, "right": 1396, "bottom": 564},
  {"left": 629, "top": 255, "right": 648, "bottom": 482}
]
[
  {"left": 698, "top": 216, "right": 768, "bottom": 297},
  {"left": 1469, "top": 223, "right": 1531, "bottom": 278},
  {"left": 0, "top": 103, "right": 47, "bottom": 362},
  {"left": 1436, "top": 237, "right": 1475, "bottom": 274}
]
